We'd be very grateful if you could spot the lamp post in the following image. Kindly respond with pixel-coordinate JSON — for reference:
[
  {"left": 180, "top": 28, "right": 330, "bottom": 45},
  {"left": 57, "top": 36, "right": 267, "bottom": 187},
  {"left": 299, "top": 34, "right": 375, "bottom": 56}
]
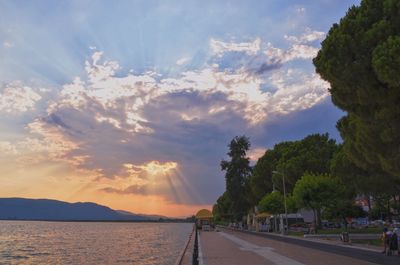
[{"left": 272, "top": 170, "right": 288, "bottom": 235}]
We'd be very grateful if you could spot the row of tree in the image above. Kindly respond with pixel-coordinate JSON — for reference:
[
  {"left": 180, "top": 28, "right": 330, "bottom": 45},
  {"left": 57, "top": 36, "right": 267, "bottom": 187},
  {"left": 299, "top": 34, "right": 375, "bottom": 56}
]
[
  {"left": 213, "top": 0, "right": 400, "bottom": 229},
  {"left": 213, "top": 134, "right": 400, "bottom": 229}
]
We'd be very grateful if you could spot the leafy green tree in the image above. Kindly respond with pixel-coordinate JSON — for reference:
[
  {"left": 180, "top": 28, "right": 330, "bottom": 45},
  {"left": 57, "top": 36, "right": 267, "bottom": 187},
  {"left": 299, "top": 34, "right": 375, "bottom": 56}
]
[
  {"left": 249, "top": 149, "right": 278, "bottom": 205},
  {"left": 314, "top": 0, "right": 400, "bottom": 178},
  {"left": 292, "top": 173, "right": 339, "bottom": 230},
  {"left": 275, "top": 133, "right": 338, "bottom": 192},
  {"left": 221, "top": 136, "right": 252, "bottom": 221},
  {"left": 258, "top": 191, "right": 284, "bottom": 214},
  {"left": 331, "top": 146, "right": 400, "bottom": 219},
  {"left": 212, "top": 191, "right": 232, "bottom": 222},
  {"left": 324, "top": 203, "right": 366, "bottom": 231},
  {"left": 248, "top": 133, "right": 338, "bottom": 205},
  {"left": 286, "top": 195, "right": 299, "bottom": 214},
  {"left": 258, "top": 191, "right": 284, "bottom": 232}
]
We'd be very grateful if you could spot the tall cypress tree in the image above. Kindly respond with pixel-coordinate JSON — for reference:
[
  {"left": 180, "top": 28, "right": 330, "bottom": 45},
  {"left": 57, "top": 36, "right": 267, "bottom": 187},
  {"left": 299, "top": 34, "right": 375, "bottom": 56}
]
[{"left": 221, "top": 136, "right": 252, "bottom": 221}]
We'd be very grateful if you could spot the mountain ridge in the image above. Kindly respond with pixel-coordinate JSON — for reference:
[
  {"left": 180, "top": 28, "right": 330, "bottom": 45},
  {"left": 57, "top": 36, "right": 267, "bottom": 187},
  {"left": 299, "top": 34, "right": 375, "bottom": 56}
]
[{"left": 0, "top": 197, "right": 163, "bottom": 221}]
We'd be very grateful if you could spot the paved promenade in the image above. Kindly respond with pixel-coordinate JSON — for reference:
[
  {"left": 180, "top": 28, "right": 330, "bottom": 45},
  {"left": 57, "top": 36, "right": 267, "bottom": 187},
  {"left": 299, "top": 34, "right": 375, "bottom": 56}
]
[{"left": 198, "top": 228, "right": 399, "bottom": 265}]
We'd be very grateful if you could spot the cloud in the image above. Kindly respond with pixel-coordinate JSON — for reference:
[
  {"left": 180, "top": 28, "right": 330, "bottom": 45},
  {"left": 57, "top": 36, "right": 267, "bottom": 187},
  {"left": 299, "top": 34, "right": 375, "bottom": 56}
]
[
  {"left": 100, "top": 185, "right": 147, "bottom": 195},
  {"left": 208, "top": 30, "right": 324, "bottom": 76},
  {"left": 176, "top": 57, "right": 190, "bottom": 65},
  {"left": 0, "top": 83, "right": 42, "bottom": 113},
  {"left": 0, "top": 141, "right": 18, "bottom": 155},
  {"left": 248, "top": 148, "right": 266, "bottom": 162},
  {"left": 284, "top": 28, "right": 325, "bottom": 44},
  {"left": 3, "top": 41, "right": 14, "bottom": 48},
  {"left": 210, "top": 38, "right": 261, "bottom": 56},
  {"left": 263, "top": 42, "right": 319, "bottom": 64},
  {"left": 3, "top": 28, "right": 331, "bottom": 205},
  {"left": 296, "top": 7, "right": 306, "bottom": 13},
  {"left": 98, "top": 160, "right": 200, "bottom": 204}
]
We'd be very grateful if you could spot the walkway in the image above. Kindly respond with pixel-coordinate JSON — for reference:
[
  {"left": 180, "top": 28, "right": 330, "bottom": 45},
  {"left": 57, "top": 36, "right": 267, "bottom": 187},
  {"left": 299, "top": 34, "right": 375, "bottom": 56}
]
[{"left": 199, "top": 229, "right": 399, "bottom": 265}]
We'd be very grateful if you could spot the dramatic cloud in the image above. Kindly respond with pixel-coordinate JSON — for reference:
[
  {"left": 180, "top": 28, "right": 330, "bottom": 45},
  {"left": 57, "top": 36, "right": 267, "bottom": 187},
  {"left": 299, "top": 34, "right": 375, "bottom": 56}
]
[
  {"left": 0, "top": 83, "right": 41, "bottom": 113},
  {"left": 1, "top": 29, "right": 331, "bottom": 205}
]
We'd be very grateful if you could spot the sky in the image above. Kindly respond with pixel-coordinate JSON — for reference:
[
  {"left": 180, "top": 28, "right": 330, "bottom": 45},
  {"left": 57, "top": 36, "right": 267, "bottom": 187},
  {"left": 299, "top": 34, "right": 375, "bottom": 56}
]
[{"left": 0, "top": 0, "right": 360, "bottom": 217}]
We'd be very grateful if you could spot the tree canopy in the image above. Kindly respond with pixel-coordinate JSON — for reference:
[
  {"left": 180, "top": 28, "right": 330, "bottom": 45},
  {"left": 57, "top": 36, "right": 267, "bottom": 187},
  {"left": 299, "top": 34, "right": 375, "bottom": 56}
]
[
  {"left": 292, "top": 173, "right": 340, "bottom": 228},
  {"left": 249, "top": 149, "right": 278, "bottom": 205},
  {"left": 220, "top": 136, "right": 252, "bottom": 221},
  {"left": 248, "top": 133, "right": 338, "bottom": 199},
  {"left": 212, "top": 191, "right": 231, "bottom": 222},
  {"left": 314, "top": 0, "right": 400, "bottom": 179},
  {"left": 258, "top": 191, "right": 284, "bottom": 215}
]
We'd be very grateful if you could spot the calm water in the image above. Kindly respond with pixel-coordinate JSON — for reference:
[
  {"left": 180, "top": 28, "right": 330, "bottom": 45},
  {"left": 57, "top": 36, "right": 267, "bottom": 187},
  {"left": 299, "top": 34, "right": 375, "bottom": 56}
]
[{"left": 0, "top": 221, "right": 193, "bottom": 265}]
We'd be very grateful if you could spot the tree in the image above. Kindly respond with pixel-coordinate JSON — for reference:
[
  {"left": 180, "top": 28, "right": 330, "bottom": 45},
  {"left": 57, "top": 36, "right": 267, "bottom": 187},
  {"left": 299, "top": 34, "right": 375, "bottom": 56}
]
[
  {"left": 292, "top": 173, "right": 339, "bottom": 230},
  {"left": 274, "top": 133, "right": 338, "bottom": 192},
  {"left": 258, "top": 191, "right": 284, "bottom": 215},
  {"left": 331, "top": 145, "right": 400, "bottom": 220},
  {"left": 249, "top": 149, "right": 278, "bottom": 205},
  {"left": 212, "top": 191, "right": 232, "bottom": 222},
  {"left": 324, "top": 203, "right": 366, "bottom": 231},
  {"left": 314, "top": 0, "right": 400, "bottom": 179},
  {"left": 248, "top": 133, "right": 338, "bottom": 204},
  {"left": 258, "top": 191, "right": 284, "bottom": 232},
  {"left": 220, "top": 136, "right": 252, "bottom": 221}
]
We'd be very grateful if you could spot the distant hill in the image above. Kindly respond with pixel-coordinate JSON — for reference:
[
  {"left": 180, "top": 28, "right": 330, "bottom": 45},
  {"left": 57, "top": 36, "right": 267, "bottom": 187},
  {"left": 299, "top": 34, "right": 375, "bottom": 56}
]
[
  {"left": 116, "top": 210, "right": 167, "bottom": 220},
  {"left": 0, "top": 198, "right": 158, "bottom": 221}
]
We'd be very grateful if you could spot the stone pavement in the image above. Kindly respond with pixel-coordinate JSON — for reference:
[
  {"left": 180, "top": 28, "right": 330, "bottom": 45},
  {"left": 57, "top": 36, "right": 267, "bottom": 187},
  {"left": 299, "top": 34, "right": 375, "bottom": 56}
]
[{"left": 198, "top": 229, "right": 399, "bottom": 265}]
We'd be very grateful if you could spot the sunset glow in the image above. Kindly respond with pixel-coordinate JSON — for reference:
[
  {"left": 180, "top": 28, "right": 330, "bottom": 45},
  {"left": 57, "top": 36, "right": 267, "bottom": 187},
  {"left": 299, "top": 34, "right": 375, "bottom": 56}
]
[{"left": 0, "top": 0, "right": 358, "bottom": 217}]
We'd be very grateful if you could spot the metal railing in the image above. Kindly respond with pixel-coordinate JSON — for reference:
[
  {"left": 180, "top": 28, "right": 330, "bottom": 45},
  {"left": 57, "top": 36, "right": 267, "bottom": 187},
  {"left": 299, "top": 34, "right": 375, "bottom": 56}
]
[{"left": 192, "top": 226, "right": 199, "bottom": 265}]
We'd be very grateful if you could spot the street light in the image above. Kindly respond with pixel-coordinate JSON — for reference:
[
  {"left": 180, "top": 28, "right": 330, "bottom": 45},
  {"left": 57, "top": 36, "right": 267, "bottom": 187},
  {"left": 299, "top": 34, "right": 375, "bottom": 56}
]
[{"left": 272, "top": 170, "right": 288, "bottom": 235}]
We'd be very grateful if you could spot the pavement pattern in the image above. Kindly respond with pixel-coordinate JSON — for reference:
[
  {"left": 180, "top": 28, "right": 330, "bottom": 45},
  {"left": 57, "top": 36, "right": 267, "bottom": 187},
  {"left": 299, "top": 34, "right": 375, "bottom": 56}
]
[{"left": 199, "top": 229, "right": 399, "bottom": 265}]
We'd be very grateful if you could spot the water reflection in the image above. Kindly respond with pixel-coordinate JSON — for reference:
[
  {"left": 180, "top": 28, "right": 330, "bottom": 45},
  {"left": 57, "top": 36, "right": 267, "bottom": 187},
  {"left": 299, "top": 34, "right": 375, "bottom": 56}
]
[{"left": 0, "top": 221, "right": 192, "bottom": 265}]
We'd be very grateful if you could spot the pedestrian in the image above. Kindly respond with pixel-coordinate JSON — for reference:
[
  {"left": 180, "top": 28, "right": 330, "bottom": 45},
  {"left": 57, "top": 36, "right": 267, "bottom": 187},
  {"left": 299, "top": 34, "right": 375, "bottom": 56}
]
[
  {"left": 392, "top": 228, "right": 400, "bottom": 256},
  {"left": 381, "top": 228, "right": 389, "bottom": 254},
  {"left": 387, "top": 228, "right": 398, "bottom": 256}
]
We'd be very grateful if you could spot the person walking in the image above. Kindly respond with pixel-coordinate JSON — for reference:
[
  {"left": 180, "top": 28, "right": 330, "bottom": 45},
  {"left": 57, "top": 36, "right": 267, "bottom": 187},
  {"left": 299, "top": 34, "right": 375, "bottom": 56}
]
[
  {"left": 391, "top": 228, "right": 400, "bottom": 256},
  {"left": 387, "top": 230, "right": 399, "bottom": 256},
  {"left": 386, "top": 228, "right": 397, "bottom": 256},
  {"left": 381, "top": 228, "right": 393, "bottom": 255}
]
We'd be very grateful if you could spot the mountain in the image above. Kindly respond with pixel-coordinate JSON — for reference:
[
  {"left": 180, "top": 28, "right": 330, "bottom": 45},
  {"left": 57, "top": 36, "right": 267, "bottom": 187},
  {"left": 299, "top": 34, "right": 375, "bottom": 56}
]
[
  {"left": 0, "top": 198, "right": 153, "bottom": 221},
  {"left": 116, "top": 210, "right": 167, "bottom": 220}
]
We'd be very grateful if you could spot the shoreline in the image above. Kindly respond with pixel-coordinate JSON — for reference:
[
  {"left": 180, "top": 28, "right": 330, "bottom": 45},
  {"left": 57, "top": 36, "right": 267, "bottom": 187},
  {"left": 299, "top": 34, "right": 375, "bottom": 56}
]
[{"left": 0, "top": 219, "right": 194, "bottom": 223}]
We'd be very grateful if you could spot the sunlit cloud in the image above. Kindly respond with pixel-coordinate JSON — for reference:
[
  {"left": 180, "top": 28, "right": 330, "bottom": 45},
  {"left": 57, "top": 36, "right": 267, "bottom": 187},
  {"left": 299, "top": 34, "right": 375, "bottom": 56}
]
[
  {"left": 122, "top": 161, "right": 178, "bottom": 179},
  {"left": 0, "top": 83, "right": 42, "bottom": 113},
  {"left": 0, "top": 25, "right": 333, "bottom": 208},
  {"left": 136, "top": 161, "right": 178, "bottom": 176},
  {"left": 248, "top": 148, "right": 266, "bottom": 162},
  {"left": 0, "top": 141, "right": 18, "bottom": 155},
  {"left": 284, "top": 28, "right": 325, "bottom": 44}
]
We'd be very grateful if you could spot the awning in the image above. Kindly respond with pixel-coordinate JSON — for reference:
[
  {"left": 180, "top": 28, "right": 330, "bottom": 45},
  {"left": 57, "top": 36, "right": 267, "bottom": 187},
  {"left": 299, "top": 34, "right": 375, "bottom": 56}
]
[
  {"left": 195, "top": 209, "right": 213, "bottom": 219},
  {"left": 256, "top": 212, "right": 272, "bottom": 218}
]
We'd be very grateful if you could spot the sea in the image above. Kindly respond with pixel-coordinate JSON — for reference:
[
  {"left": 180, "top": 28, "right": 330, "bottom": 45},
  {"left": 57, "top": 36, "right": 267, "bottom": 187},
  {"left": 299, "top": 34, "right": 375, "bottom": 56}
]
[{"left": 0, "top": 221, "right": 193, "bottom": 265}]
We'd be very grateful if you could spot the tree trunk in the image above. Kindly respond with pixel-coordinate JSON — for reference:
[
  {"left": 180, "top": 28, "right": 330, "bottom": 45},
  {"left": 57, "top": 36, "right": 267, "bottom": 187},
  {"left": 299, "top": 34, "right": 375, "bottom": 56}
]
[
  {"left": 312, "top": 209, "right": 317, "bottom": 234},
  {"left": 316, "top": 208, "right": 322, "bottom": 229},
  {"left": 387, "top": 198, "right": 392, "bottom": 223},
  {"left": 343, "top": 216, "right": 348, "bottom": 232},
  {"left": 367, "top": 194, "right": 371, "bottom": 212}
]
